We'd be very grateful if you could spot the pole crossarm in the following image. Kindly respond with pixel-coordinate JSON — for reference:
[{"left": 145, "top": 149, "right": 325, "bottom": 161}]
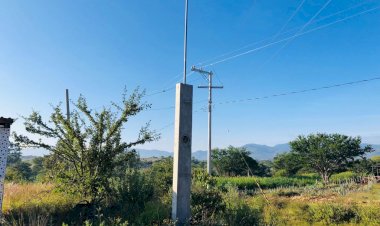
[
  {"left": 191, "top": 66, "right": 213, "bottom": 75},
  {"left": 198, "top": 86, "right": 224, "bottom": 89},
  {"left": 191, "top": 66, "right": 223, "bottom": 175}
]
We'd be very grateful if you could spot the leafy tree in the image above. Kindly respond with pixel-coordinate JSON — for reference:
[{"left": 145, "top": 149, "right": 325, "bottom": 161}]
[
  {"left": 212, "top": 146, "right": 260, "bottom": 176},
  {"left": 147, "top": 157, "right": 173, "bottom": 196},
  {"left": 290, "top": 133, "right": 373, "bottom": 184},
  {"left": 5, "top": 143, "right": 34, "bottom": 182},
  {"left": 7, "top": 143, "right": 22, "bottom": 165},
  {"left": 350, "top": 157, "right": 373, "bottom": 177},
  {"left": 5, "top": 162, "right": 33, "bottom": 182},
  {"left": 14, "top": 89, "right": 159, "bottom": 207},
  {"left": 30, "top": 157, "right": 46, "bottom": 181},
  {"left": 273, "top": 152, "right": 303, "bottom": 176}
]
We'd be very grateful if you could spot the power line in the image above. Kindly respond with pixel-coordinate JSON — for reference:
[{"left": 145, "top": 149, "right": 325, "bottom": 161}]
[
  {"left": 149, "top": 75, "right": 380, "bottom": 111},
  {"left": 271, "top": 0, "right": 306, "bottom": 41},
  {"left": 201, "top": 5, "right": 380, "bottom": 68},
  {"left": 214, "top": 76, "right": 380, "bottom": 106},
  {"left": 262, "top": 0, "right": 332, "bottom": 66},
  {"left": 156, "top": 76, "right": 380, "bottom": 133},
  {"left": 196, "top": 1, "right": 374, "bottom": 68},
  {"left": 145, "top": 2, "right": 377, "bottom": 99}
]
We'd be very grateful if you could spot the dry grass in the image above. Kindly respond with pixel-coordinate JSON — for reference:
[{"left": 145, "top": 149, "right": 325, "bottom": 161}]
[{"left": 3, "top": 183, "right": 80, "bottom": 214}]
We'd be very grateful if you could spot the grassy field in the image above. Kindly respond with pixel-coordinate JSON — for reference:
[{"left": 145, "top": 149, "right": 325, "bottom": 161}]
[
  {"left": 216, "top": 176, "right": 318, "bottom": 190},
  {"left": 265, "top": 183, "right": 380, "bottom": 225},
  {"left": 3, "top": 183, "right": 81, "bottom": 225},
  {"left": 3, "top": 180, "right": 380, "bottom": 225}
]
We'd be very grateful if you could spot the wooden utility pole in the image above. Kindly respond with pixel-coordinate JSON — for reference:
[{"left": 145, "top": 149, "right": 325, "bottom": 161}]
[{"left": 191, "top": 66, "right": 223, "bottom": 175}]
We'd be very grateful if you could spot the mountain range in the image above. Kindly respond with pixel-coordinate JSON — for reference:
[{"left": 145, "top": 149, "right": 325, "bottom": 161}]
[
  {"left": 21, "top": 143, "right": 380, "bottom": 161},
  {"left": 136, "top": 143, "right": 380, "bottom": 161}
]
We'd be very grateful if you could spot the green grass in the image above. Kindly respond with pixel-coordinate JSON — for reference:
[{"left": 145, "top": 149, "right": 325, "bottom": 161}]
[{"left": 216, "top": 176, "right": 317, "bottom": 190}]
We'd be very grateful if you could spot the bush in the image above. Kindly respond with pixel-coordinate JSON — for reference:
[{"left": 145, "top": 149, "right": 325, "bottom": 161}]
[
  {"left": 273, "top": 169, "right": 289, "bottom": 177},
  {"left": 216, "top": 176, "right": 316, "bottom": 191},
  {"left": 330, "top": 171, "right": 359, "bottom": 183},
  {"left": 191, "top": 170, "right": 225, "bottom": 225},
  {"left": 222, "top": 186, "right": 263, "bottom": 225}
]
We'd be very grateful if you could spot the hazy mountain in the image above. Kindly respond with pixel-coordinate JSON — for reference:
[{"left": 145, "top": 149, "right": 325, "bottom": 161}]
[
  {"left": 136, "top": 149, "right": 172, "bottom": 158},
  {"left": 192, "top": 150, "right": 207, "bottom": 161},
  {"left": 363, "top": 144, "right": 380, "bottom": 157},
  {"left": 20, "top": 143, "right": 380, "bottom": 161},
  {"left": 243, "top": 143, "right": 290, "bottom": 160}
]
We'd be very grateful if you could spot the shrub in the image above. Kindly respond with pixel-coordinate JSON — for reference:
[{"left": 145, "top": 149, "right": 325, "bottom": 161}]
[
  {"left": 330, "top": 171, "right": 359, "bottom": 183},
  {"left": 222, "top": 187, "right": 263, "bottom": 225},
  {"left": 216, "top": 176, "right": 316, "bottom": 191}
]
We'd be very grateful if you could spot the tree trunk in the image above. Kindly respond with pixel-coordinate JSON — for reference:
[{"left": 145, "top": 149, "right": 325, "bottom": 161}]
[{"left": 320, "top": 172, "right": 330, "bottom": 185}]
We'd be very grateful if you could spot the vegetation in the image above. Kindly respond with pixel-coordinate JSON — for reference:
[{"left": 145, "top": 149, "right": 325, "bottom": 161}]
[
  {"left": 212, "top": 146, "right": 268, "bottom": 176},
  {"left": 290, "top": 133, "right": 373, "bottom": 184},
  {"left": 13, "top": 89, "right": 158, "bottom": 209},
  {"left": 4, "top": 91, "right": 380, "bottom": 225}
]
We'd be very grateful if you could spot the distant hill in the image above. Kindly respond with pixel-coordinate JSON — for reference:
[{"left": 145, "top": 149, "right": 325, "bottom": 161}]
[
  {"left": 136, "top": 149, "right": 172, "bottom": 158},
  {"left": 21, "top": 155, "right": 38, "bottom": 161},
  {"left": 20, "top": 143, "right": 380, "bottom": 161},
  {"left": 192, "top": 150, "right": 207, "bottom": 161},
  {"left": 363, "top": 144, "right": 380, "bottom": 158},
  {"left": 243, "top": 143, "right": 290, "bottom": 160}
]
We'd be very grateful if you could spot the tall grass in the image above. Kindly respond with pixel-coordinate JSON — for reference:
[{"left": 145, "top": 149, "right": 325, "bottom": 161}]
[
  {"left": 216, "top": 176, "right": 317, "bottom": 190},
  {"left": 2, "top": 183, "right": 80, "bottom": 225}
]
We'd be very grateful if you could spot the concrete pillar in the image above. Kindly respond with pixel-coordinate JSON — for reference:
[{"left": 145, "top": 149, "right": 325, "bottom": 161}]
[
  {"left": 172, "top": 83, "right": 193, "bottom": 224},
  {"left": 0, "top": 117, "right": 14, "bottom": 216}
]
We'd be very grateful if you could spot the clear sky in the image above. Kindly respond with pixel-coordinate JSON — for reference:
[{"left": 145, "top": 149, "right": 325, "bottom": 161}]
[{"left": 1, "top": 0, "right": 380, "bottom": 155}]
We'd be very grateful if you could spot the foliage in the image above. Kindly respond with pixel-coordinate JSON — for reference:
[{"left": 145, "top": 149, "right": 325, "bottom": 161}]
[
  {"left": 109, "top": 169, "right": 154, "bottom": 222},
  {"left": 330, "top": 171, "right": 358, "bottom": 182},
  {"left": 146, "top": 157, "right": 173, "bottom": 196},
  {"left": 273, "top": 152, "right": 303, "bottom": 176},
  {"left": 212, "top": 146, "right": 261, "bottom": 176},
  {"left": 13, "top": 89, "right": 159, "bottom": 207},
  {"left": 7, "top": 143, "right": 22, "bottom": 165},
  {"left": 191, "top": 170, "right": 225, "bottom": 225},
  {"left": 5, "top": 162, "right": 33, "bottom": 182},
  {"left": 5, "top": 143, "right": 34, "bottom": 182},
  {"left": 216, "top": 176, "right": 316, "bottom": 191},
  {"left": 222, "top": 186, "right": 263, "bottom": 225},
  {"left": 290, "top": 133, "right": 373, "bottom": 184}
]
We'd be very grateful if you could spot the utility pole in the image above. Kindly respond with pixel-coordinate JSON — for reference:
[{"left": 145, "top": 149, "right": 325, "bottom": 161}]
[
  {"left": 65, "top": 89, "right": 70, "bottom": 122},
  {"left": 191, "top": 66, "right": 223, "bottom": 175}
]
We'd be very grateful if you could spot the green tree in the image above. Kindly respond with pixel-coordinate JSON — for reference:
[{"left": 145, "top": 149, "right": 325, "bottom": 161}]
[
  {"left": 212, "top": 146, "right": 260, "bottom": 176},
  {"left": 147, "top": 157, "right": 173, "bottom": 196},
  {"left": 290, "top": 133, "right": 373, "bottom": 184},
  {"left": 7, "top": 143, "right": 22, "bottom": 165},
  {"left": 5, "top": 143, "right": 34, "bottom": 182},
  {"left": 350, "top": 157, "right": 373, "bottom": 177},
  {"left": 273, "top": 152, "right": 303, "bottom": 176},
  {"left": 14, "top": 89, "right": 159, "bottom": 207}
]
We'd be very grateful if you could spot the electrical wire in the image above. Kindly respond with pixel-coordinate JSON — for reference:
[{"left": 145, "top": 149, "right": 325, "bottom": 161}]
[
  {"left": 262, "top": 0, "right": 332, "bottom": 66},
  {"left": 195, "top": 0, "right": 374, "bottom": 68},
  {"left": 145, "top": 1, "right": 377, "bottom": 99},
  {"left": 201, "top": 5, "right": 380, "bottom": 68},
  {"left": 214, "top": 76, "right": 380, "bottom": 106}
]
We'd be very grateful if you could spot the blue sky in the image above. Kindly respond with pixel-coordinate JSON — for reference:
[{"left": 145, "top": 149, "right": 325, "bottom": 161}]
[{"left": 1, "top": 0, "right": 380, "bottom": 155}]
